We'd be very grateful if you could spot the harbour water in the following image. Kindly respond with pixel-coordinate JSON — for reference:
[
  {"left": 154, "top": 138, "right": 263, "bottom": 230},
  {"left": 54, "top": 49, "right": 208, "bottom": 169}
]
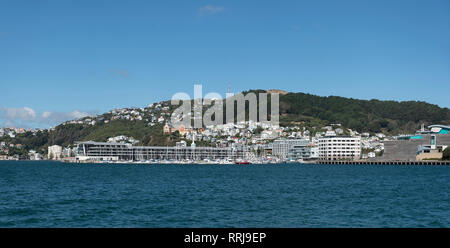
[{"left": 0, "top": 161, "right": 449, "bottom": 227}]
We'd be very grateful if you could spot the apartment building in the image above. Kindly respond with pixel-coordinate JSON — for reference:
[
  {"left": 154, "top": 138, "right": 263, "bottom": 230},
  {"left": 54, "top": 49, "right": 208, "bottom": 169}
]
[{"left": 318, "top": 136, "right": 361, "bottom": 160}]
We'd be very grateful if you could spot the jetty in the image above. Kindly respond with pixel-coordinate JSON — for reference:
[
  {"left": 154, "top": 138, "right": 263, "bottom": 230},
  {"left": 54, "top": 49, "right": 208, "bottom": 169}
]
[{"left": 317, "top": 160, "right": 450, "bottom": 165}]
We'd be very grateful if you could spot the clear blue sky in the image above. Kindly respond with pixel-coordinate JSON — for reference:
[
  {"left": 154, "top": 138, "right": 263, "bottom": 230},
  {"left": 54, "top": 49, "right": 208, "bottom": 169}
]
[{"left": 1, "top": 0, "right": 450, "bottom": 128}]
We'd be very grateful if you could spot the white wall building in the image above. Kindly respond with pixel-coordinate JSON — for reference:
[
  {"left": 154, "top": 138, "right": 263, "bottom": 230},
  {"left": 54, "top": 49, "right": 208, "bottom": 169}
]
[
  {"left": 28, "top": 150, "right": 41, "bottom": 160},
  {"left": 48, "top": 145, "right": 62, "bottom": 160},
  {"left": 318, "top": 136, "right": 361, "bottom": 161}
]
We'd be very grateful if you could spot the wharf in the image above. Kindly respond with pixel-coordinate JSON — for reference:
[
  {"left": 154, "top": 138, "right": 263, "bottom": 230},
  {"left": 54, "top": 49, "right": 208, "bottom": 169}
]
[{"left": 317, "top": 160, "right": 450, "bottom": 165}]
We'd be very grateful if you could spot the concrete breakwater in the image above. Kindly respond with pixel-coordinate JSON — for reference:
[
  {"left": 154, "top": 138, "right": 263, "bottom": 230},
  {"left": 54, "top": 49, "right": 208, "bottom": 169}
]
[{"left": 317, "top": 160, "right": 450, "bottom": 165}]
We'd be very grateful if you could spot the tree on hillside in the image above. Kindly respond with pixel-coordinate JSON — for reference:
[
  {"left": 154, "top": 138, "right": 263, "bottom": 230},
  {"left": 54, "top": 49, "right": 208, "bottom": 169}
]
[
  {"left": 253, "top": 126, "right": 263, "bottom": 135},
  {"left": 170, "top": 130, "right": 180, "bottom": 140}
]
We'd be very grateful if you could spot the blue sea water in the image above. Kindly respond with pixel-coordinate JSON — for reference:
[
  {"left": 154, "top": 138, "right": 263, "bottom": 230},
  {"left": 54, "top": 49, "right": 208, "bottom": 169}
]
[{"left": 0, "top": 161, "right": 449, "bottom": 227}]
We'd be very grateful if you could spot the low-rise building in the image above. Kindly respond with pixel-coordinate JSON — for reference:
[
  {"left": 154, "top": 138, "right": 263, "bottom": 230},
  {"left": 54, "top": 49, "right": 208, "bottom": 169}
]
[
  {"left": 164, "top": 124, "right": 193, "bottom": 135},
  {"left": 272, "top": 139, "right": 312, "bottom": 160},
  {"left": 416, "top": 147, "right": 444, "bottom": 161},
  {"left": 28, "top": 150, "right": 41, "bottom": 160},
  {"left": 416, "top": 134, "right": 448, "bottom": 161},
  {"left": 75, "top": 141, "right": 244, "bottom": 162}
]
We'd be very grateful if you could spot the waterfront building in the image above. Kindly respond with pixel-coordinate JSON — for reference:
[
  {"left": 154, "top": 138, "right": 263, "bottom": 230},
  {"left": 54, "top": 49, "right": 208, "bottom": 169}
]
[
  {"left": 428, "top": 125, "right": 450, "bottom": 135},
  {"left": 416, "top": 134, "right": 448, "bottom": 161},
  {"left": 310, "top": 146, "right": 319, "bottom": 159},
  {"left": 28, "top": 150, "right": 41, "bottom": 160},
  {"left": 318, "top": 136, "right": 361, "bottom": 161},
  {"left": 288, "top": 142, "right": 318, "bottom": 161},
  {"left": 417, "top": 124, "right": 450, "bottom": 135},
  {"left": 380, "top": 124, "right": 450, "bottom": 161},
  {"left": 62, "top": 147, "right": 74, "bottom": 158},
  {"left": 416, "top": 146, "right": 446, "bottom": 161},
  {"left": 272, "top": 139, "right": 315, "bottom": 160},
  {"left": 75, "top": 141, "right": 244, "bottom": 162},
  {"left": 48, "top": 145, "right": 62, "bottom": 160}
]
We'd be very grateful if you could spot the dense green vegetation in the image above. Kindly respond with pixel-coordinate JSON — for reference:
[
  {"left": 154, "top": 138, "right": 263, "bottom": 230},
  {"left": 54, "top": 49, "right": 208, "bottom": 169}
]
[
  {"left": 140, "top": 123, "right": 180, "bottom": 146},
  {"left": 443, "top": 147, "right": 450, "bottom": 161},
  {"left": 44, "top": 120, "right": 175, "bottom": 147},
  {"left": 49, "top": 120, "right": 174, "bottom": 147},
  {"left": 279, "top": 92, "right": 450, "bottom": 134},
  {"left": 233, "top": 90, "right": 450, "bottom": 134}
]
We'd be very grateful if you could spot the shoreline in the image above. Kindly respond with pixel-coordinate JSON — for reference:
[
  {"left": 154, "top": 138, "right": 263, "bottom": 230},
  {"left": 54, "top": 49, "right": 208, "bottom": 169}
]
[{"left": 1, "top": 159, "right": 449, "bottom": 166}]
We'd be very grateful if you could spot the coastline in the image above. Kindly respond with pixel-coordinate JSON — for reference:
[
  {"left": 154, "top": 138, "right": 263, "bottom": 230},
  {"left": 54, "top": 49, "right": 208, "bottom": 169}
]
[{"left": 2, "top": 159, "right": 449, "bottom": 166}]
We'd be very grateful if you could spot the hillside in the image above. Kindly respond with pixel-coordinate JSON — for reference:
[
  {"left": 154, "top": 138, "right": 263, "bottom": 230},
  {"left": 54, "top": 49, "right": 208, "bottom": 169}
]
[
  {"left": 2, "top": 90, "right": 450, "bottom": 157},
  {"left": 278, "top": 92, "right": 450, "bottom": 133}
]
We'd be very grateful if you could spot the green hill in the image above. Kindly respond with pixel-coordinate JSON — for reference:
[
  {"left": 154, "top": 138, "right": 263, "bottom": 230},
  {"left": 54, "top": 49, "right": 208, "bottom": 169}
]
[
  {"left": 2, "top": 90, "right": 450, "bottom": 157},
  {"left": 278, "top": 92, "right": 450, "bottom": 133}
]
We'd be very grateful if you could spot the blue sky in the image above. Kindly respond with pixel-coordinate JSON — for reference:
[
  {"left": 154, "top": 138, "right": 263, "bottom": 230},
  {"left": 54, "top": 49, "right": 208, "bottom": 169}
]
[{"left": 1, "top": 0, "right": 450, "bottom": 128}]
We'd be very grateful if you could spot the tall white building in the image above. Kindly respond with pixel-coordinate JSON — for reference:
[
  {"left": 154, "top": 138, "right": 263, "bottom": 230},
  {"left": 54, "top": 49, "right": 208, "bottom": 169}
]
[
  {"left": 318, "top": 136, "right": 361, "bottom": 161},
  {"left": 48, "top": 145, "right": 62, "bottom": 160}
]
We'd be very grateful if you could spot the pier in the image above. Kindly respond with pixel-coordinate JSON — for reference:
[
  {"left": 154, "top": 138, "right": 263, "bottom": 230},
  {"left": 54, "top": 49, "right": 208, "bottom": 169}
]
[{"left": 317, "top": 160, "right": 450, "bottom": 165}]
